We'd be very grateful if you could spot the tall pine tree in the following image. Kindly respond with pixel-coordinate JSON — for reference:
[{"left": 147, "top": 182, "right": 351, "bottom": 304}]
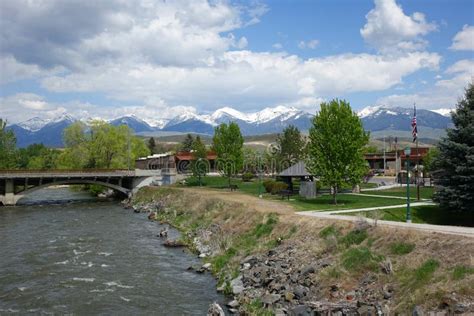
[{"left": 433, "top": 83, "right": 474, "bottom": 212}]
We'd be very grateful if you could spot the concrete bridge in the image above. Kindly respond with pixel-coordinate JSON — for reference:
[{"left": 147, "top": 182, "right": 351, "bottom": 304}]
[{"left": 0, "top": 169, "right": 177, "bottom": 206}]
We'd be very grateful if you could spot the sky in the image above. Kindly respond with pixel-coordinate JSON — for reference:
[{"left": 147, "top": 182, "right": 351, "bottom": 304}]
[{"left": 0, "top": 0, "right": 473, "bottom": 124}]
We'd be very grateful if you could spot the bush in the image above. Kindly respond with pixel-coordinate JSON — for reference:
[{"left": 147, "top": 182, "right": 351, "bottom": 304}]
[
  {"left": 271, "top": 181, "right": 288, "bottom": 194},
  {"left": 242, "top": 172, "right": 254, "bottom": 182},
  {"left": 263, "top": 179, "right": 275, "bottom": 193}
]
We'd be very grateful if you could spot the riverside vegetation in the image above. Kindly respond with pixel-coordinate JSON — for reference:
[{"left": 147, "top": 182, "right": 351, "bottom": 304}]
[{"left": 130, "top": 186, "right": 474, "bottom": 315}]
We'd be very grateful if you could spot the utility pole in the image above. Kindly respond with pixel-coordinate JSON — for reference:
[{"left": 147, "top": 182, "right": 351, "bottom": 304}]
[{"left": 383, "top": 135, "right": 386, "bottom": 174}]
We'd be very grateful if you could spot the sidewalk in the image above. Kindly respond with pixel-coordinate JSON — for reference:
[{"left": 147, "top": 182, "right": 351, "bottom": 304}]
[
  {"left": 297, "top": 208, "right": 474, "bottom": 238},
  {"left": 347, "top": 192, "right": 431, "bottom": 201}
]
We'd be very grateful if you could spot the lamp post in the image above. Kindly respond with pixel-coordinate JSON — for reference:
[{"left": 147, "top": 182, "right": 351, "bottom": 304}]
[{"left": 404, "top": 147, "right": 411, "bottom": 223}]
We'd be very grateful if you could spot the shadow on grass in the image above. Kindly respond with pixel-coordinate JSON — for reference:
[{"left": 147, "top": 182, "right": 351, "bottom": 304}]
[{"left": 381, "top": 206, "right": 473, "bottom": 227}]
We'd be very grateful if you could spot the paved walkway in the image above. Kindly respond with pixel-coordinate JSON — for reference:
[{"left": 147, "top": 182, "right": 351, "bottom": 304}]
[
  {"left": 315, "top": 201, "right": 436, "bottom": 214},
  {"left": 297, "top": 208, "right": 474, "bottom": 238},
  {"left": 347, "top": 192, "right": 431, "bottom": 201}
]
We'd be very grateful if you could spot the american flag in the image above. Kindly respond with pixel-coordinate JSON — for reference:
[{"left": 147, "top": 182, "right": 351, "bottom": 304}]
[{"left": 411, "top": 104, "right": 418, "bottom": 142}]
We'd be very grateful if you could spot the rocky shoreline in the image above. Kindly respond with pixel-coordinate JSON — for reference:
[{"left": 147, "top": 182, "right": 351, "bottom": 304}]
[{"left": 124, "top": 190, "right": 474, "bottom": 316}]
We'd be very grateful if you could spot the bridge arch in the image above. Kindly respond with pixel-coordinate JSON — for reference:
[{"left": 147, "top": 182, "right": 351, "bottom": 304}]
[{"left": 15, "top": 179, "right": 131, "bottom": 203}]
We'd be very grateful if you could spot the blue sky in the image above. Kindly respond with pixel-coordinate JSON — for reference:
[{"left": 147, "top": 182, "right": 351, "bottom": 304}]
[{"left": 0, "top": 0, "right": 473, "bottom": 124}]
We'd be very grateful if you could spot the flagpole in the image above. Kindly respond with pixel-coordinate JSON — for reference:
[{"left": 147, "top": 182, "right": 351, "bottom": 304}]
[{"left": 413, "top": 102, "right": 420, "bottom": 201}]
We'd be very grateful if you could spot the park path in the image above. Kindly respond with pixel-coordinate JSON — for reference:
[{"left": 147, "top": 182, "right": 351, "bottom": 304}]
[
  {"left": 346, "top": 192, "right": 431, "bottom": 201},
  {"left": 297, "top": 210, "right": 474, "bottom": 237},
  {"left": 315, "top": 201, "right": 436, "bottom": 214}
]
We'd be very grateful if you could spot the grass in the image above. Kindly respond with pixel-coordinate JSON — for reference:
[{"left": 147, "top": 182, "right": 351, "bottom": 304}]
[
  {"left": 340, "top": 229, "right": 368, "bottom": 247},
  {"left": 183, "top": 176, "right": 264, "bottom": 196},
  {"left": 341, "top": 247, "right": 383, "bottom": 272},
  {"left": 390, "top": 242, "right": 415, "bottom": 255},
  {"left": 452, "top": 265, "right": 474, "bottom": 280},
  {"left": 289, "top": 194, "right": 410, "bottom": 211},
  {"left": 319, "top": 225, "right": 341, "bottom": 238},
  {"left": 361, "top": 186, "right": 434, "bottom": 199},
  {"left": 340, "top": 205, "right": 473, "bottom": 227},
  {"left": 414, "top": 259, "right": 439, "bottom": 283}
]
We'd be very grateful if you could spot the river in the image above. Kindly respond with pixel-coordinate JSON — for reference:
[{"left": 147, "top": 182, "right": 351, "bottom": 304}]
[{"left": 0, "top": 187, "right": 226, "bottom": 315}]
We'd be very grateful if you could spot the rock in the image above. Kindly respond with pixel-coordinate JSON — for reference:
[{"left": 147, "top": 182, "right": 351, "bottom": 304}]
[
  {"left": 262, "top": 293, "right": 280, "bottom": 305},
  {"left": 293, "top": 286, "right": 307, "bottom": 300},
  {"left": 242, "top": 263, "right": 251, "bottom": 270},
  {"left": 228, "top": 308, "right": 239, "bottom": 314},
  {"left": 227, "top": 300, "right": 239, "bottom": 308},
  {"left": 412, "top": 305, "right": 424, "bottom": 316},
  {"left": 290, "top": 305, "right": 311, "bottom": 316},
  {"left": 230, "top": 276, "right": 244, "bottom": 295},
  {"left": 357, "top": 305, "right": 376, "bottom": 316},
  {"left": 284, "top": 292, "right": 295, "bottom": 302},
  {"left": 199, "top": 253, "right": 207, "bottom": 258},
  {"left": 202, "top": 263, "right": 212, "bottom": 270},
  {"left": 275, "top": 308, "right": 287, "bottom": 316},
  {"left": 216, "top": 285, "right": 225, "bottom": 293},
  {"left": 148, "top": 212, "right": 156, "bottom": 220},
  {"left": 163, "top": 239, "right": 186, "bottom": 247},
  {"left": 158, "top": 228, "right": 168, "bottom": 238},
  {"left": 383, "top": 284, "right": 394, "bottom": 299},
  {"left": 242, "top": 255, "right": 258, "bottom": 266},
  {"left": 207, "top": 302, "right": 225, "bottom": 316},
  {"left": 454, "top": 303, "right": 468, "bottom": 314},
  {"left": 301, "top": 265, "right": 315, "bottom": 276},
  {"left": 346, "top": 291, "right": 356, "bottom": 301},
  {"left": 380, "top": 259, "right": 393, "bottom": 274}
]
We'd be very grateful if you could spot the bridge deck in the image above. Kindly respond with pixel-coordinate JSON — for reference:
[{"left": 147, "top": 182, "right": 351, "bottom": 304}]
[{"left": 0, "top": 169, "right": 166, "bottom": 179}]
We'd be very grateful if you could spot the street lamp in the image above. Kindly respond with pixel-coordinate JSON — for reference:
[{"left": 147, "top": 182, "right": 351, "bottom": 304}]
[{"left": 404, "top": 147, "right": 411, "bottom": 223}]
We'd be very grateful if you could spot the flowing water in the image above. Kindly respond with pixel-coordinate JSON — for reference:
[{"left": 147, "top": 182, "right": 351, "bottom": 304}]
[{"left": 0, "top": 187, "right": 225, "bottom": 315}]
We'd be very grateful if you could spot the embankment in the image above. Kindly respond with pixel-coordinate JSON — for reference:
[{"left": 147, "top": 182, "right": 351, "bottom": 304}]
[{"left": 131, "top": 187, "right": 474, "bottom": 315}]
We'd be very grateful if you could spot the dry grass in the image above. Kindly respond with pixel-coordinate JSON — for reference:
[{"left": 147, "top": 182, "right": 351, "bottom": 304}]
[{"left": 134, "top": 186, "right": 474, "bottom": 313}]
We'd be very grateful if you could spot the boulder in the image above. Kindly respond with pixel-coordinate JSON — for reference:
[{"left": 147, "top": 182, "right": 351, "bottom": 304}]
[
  {"left": 262, "top": 293, "right": 280, "bottom": 305},
  {"left": 163, "top": 239, "right": 186, "bottom": 247},
  {"left": 227, "top": 300, "right": 239, "bottom": 308},
  {"left": 207, "top": 302, "right": 225, "bottom": 316},
  {"left": 230, "top": 276, "right": 244, "bottom": 295}
]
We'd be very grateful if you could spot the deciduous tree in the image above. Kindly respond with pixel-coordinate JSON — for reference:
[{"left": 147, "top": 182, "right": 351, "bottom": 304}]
[{"left": 307, "top": 99, "right": 369, "bottom": 204}]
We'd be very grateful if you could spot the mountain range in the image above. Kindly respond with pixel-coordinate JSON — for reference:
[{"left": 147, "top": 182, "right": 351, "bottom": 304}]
[{"left": 6, "top": 106, "right": 453, "bottom": 148}]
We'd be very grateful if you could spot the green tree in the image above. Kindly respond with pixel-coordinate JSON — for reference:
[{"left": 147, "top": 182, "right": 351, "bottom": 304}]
[
  {"left": 432, "top": 83, "right": 474, "bottom": 212},
  {"left": 0, "top": 119, "right": 17, "bottom": 169},
  {"left": 181, "top": 133, "right": 194, "bottom": 151},
  {"left": 147, "top": 137, "right": 156, "bottom": 154},
  {"left": 17, "top": 143, "right": 60, "bottom": 169},
  {"left": 59, "top": 120, "right": 149, "bottom": 169},
  {"left": 212, "top": 122, "right": 244, "bottom": 187},
  {"left": 423, "top": 147, "right": 440, "bottom": 174},
  {"left": 307, "top": 99, "right": 369, "bottom": 204},
  {"left": 275, "top": 125, "right": 307, "bottom": 170},
  {"left": 191, "top": 136, "right": 208, "bottom": 183}
]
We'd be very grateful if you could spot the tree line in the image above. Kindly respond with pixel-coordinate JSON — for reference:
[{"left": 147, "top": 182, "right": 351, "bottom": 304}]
[{"left": 0, "top": 120, "right": 149, "bottom": 170}]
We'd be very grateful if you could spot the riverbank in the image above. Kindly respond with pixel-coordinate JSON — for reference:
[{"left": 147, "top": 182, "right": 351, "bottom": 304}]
[{"left": 131, "top": 186, "right": 474, "bottom": 315}]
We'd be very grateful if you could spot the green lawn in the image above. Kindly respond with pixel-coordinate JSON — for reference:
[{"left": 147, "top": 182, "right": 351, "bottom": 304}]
[
  {"left": 361, "top": 186, "right": 434, "bottom": 199},
  {"left": 339, "top": 205, "right": 473, "bottom": 227},
  {"left": 183, "top": 176, "right": 409, "bottom": 212},
  {"left": 288, "top": 194, "right": 411, "bottom": 212}
]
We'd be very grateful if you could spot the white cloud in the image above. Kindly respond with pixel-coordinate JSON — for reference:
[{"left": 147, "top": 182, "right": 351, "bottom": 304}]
[
  {"left": 376, "top": 59, "right": 474, "bottom": 109},
  {"left": 39, "top": 50, "right": 440, "bottom": 114},
  {"left": 360, "top": 0, "right": 436, "bottom": 52},
  {"left": 450, "top": 25, "right": 474, "bottom": 51},
  {"left": 0, "top": 55, "right": 64, "bottom": 84},
  {"left": 298, "top": 39, "right": 319, "bottom": 49},
  {"left": 272, "top": 43, "right": 283, "bottom": 50}
]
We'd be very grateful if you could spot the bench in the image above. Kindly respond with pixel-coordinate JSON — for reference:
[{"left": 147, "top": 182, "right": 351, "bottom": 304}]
[
  {"left": 279, "top": 189, "right": 291, "bottom": 200},
  {"left": 229, "top": 184, "right": 239, "bottom": 191}
]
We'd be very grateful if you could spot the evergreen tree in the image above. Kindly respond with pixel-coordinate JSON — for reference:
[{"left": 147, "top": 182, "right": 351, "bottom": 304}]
[
  {"left": 433, "top": 83, "right": 474, "bottom": 212},
  {"left": 181, "top": 133, "right": 194, "bottom": 152},
  {"left": 147, "top": 137, "right": 156, "bottom": 154},
  {"left": 212, "top": 122, "right": 244, "bottom": 187},
  {"left": 307, "top": 99, "right": 369, "bottom": 204}
]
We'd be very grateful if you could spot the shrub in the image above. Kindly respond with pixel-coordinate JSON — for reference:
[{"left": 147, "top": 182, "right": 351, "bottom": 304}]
[
  {"left": 253, "top": 214, "right": 278, "bottom": 238},
  {"left": 271, "top": 181, "right": 288, "bottom": 194},
  {"left": 390, "top": 242, "right": 415, "bottom": 255},
  {"left": 263, "top": 179, "right": 275, "bottom": 193},
  {"left": 242, "top": 172, "right": 254, "bottom": 182}
]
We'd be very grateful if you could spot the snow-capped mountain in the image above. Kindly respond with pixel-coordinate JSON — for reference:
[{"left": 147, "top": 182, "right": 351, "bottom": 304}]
[
  {"left": 431, "top": 108, "right": 453, "bottom": 117},
  {"left": 17, "top": 117, "right": 51, "bottom": 132},
  {"left": 358, "top": 106, "right": 452, "bottom": 132},
  {"left": 6, "top": 105, "right": 454, "bottom": 148}
]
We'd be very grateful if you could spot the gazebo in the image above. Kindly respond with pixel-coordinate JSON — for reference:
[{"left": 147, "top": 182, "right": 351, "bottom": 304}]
[{"left": 278, "top": 161, "right": 318, "bottom": 198}]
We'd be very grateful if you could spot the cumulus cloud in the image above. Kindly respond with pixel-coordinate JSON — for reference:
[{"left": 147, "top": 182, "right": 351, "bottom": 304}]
[
  {"left": 360, "top": 0, "right": 436, "bottom": 52},
  {"left": 450, "top": 25, "right": 474, "bottom": 51},
  {"left": 376, "top": 59, "right": 474, "bottom": 109}
]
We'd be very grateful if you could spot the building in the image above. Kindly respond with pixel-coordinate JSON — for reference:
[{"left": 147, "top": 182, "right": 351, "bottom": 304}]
[
  {"left": 278, "top": 161, "right": 318, "bottom": 198},
  {"left": 135, "top": 153, "right": 176, "bottom": 170},
  {"left": 364, "top": 147, "right": 430, "bottom": 176},
  {"left": 135, "top": 151, "right": 217, "bottom": 174}
]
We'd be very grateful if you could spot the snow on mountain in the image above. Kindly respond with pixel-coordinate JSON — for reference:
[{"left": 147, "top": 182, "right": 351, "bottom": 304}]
[
  {"left": 210, "top": 107, "right": 249, "bottom": 122},
  {"left": 17, "top": 117, "right": 51, "bottom": 132},
  {"left": 248, "top": 106, "right": 300, "bottom": 123},
  {"left": 357, "top": 105, "right": 382, "bottom": 118},
  {"left": 431, "top": 108, "right": 453, "bottom": 117}
]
